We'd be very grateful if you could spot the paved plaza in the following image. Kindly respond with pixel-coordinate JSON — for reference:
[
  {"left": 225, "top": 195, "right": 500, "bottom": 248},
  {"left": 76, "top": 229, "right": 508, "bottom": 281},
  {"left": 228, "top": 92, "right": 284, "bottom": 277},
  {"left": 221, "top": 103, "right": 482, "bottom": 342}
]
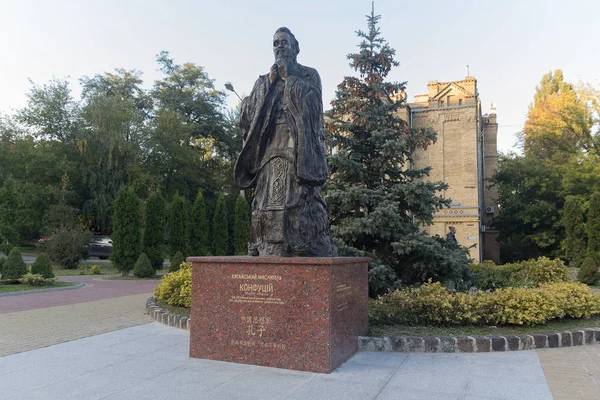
[{"left": 0, "top": 276, "right": 599, "bottom": 399}]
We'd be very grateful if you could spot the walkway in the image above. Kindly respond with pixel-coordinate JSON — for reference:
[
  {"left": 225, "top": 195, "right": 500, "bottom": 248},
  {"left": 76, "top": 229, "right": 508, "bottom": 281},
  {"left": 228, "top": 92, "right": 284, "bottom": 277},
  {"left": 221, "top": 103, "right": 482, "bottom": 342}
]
[{"left": 1, "top": 277, "right": 600, "bottom": 399}]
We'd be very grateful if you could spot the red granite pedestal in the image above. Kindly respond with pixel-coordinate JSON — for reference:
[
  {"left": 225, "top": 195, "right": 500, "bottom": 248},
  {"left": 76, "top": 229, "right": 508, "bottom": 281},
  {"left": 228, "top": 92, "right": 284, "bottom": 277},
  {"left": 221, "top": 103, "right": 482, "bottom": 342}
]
[{"left": 188, "top": 256, "right": 369, "bottom": 373}]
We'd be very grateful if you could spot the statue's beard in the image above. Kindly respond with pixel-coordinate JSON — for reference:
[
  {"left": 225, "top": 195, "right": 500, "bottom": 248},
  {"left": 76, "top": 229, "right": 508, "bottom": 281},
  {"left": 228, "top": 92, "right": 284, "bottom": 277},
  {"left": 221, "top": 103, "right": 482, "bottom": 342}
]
[{"left": 275, "top": 49, "right": 294, "bottom": 63}]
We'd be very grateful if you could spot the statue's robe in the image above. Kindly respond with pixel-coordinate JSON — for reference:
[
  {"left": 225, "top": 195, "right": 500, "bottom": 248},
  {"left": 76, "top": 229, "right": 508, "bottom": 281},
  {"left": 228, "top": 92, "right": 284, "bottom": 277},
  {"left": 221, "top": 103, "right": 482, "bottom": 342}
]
[{"left": 234, "top": 64, "right": 337, "bottom": 257}]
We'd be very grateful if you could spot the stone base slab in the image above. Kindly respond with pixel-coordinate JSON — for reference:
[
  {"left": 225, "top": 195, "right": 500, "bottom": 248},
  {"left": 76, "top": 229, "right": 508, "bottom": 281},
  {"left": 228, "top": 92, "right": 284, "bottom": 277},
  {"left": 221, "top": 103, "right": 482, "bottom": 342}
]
[{"left": 188, "top": 256, "right": 369, "bottom": 373}]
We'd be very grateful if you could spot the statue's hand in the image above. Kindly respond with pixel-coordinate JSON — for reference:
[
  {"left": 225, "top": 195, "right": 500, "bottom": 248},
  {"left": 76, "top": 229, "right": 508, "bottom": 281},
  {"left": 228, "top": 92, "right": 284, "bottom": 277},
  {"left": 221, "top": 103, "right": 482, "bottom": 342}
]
[
  {"left": 276, "top": 60, "right": 288, "bottom": 80},
  {"left": 269, "top": 63, "right": 279, "bottom": 84}
]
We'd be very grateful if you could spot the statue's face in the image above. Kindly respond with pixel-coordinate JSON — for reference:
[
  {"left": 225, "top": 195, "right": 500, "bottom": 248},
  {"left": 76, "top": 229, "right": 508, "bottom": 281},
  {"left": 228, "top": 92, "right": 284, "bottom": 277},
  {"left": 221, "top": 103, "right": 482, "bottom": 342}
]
[{"left": 273, "top": 31, "right": 294, "bottom": 62}]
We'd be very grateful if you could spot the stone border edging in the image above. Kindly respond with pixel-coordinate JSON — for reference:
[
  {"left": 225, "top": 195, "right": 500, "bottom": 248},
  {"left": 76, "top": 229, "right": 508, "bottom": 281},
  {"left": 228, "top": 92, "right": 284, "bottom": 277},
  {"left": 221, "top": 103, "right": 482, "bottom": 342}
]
[
  {"left": 0, "top": 282, "right": 85, "bottom": 297},
  {"left": 145, "top": 297, "right": 600, "bottom": 353},
  {"left": 146, "top": 297, "right": 190, "bottom": 330},
  {"left": 359, "top": 328, "right": 600, "bottom": 353}
]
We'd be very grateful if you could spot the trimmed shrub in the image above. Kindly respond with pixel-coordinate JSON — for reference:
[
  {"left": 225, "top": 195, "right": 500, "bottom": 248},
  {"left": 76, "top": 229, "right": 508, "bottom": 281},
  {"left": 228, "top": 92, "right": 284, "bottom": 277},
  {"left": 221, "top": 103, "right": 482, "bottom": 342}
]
[
  {"left": 30, "top": 253, "right": 54, "bottom": 278},
  {"left": 233, "top": 194, "right": 250, "bottom": 255},
  {"left": 143, "top": 191, "right": 166, "bottom": 271},
  {"left": 370, "top": 281, "right": 600, "bottom": 327},
  {"left": 578, "top": 256, "right": 600, "bottom": 285},
  {"left": 471, "top": 257, "right": 569, "bottom": 290},
  {"left": 133, "top": 253, "right": 154, "bottom": 278},
  {"left": 20, "top": 273, "right": 56, "bottom": 286},
  {"left": 587, "top": 191, "right": 600, "bottom": 257},
  {"left": 562, "top": 196, "right": 587, "bottom": 267},
  {"left": 169, "top": 251, "right": 185, "bottom": 273},
  {"left": 111, "top": 186, "right": 142, "bottom": 276},
  {"left": 212, "top": 194, "right": 228, "bottom": 256},
  {"left": 154, "top": 262, "right": 192, "bottom": 307},
  {"left": 90, "top": 265, "right": 101, "bottom": 275},
  {"left": 1, "top": 247, "right": 27, "bottom": 282}
]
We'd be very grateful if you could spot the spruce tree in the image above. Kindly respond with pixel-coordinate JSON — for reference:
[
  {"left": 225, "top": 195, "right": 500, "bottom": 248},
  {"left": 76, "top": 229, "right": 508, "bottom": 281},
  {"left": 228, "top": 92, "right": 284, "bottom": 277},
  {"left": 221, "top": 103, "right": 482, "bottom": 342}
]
[
  {"left": 2, "top": 247, "right": 27, "bottom": 282},
  {"left": 325, "top": 6, "right": 469, "bottom": 295},
  {"left": 233, "top": 194, "right": 250, "bottom": 255},
  {"left": 169, "top": 250, "right": 185, "bottom": 272},
  {"left": 111, "top": 186, "right": 142, "bottom": 276},
  {"left": 133, "top": 253, "right": 154, "bottom": 278},
  {"left": 562, "top": 196, "right": 587, "bottom": 267},
  {"left": 190, "top": 191, "right": 209, "bottom": 256},
  {"left": 169, "top": 193, "right": 189, "bottom": 257},
  {"left": 213, "top": 194, "right": 229, "bottom": 256},
  {"left": 143, "top": 191, "right": 166, "bottom": 271},
  {"left": 586, "top": 191, "right": 600, "bottom": 258}
]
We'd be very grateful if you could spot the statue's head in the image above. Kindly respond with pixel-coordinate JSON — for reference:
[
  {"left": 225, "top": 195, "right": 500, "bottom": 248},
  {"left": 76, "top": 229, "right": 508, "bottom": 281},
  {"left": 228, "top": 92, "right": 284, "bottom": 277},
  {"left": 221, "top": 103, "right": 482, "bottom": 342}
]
[{"left": 273, "top": 27, "right": 299, "bottom": 64}]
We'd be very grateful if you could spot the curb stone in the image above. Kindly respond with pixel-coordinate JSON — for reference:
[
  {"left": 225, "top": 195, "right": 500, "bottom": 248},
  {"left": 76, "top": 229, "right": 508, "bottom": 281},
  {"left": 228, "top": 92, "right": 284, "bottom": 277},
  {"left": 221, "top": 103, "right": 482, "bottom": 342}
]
[
  {"left": 0, "top": 282, "right": 85, "bottom": 297},
  {"left": 145, "top": 297, "right": 600, "bottom": 353}
]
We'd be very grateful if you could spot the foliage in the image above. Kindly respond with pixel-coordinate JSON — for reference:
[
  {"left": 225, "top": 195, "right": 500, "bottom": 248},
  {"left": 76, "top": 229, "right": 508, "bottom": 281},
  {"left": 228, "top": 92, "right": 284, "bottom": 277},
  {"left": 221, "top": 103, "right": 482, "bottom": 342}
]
[
  {"left": 133, "top": 253, "right": 154, "bottom": 278},
  {"left": 45, "top": 229, "right": 91, "bottom": 269},
  {"left": 562, "top": 196, "right": 587, "bottom": 267},
  {"left": 90, "top": 265, "right": 101, "bottom": 275},
  {"left": 1, "top": 247, "right": 27, "bottom": 282},
  {"left": 169, "top": 251, "right": 185, "bottom": 273},
  {"left": 586, "top": 191, "right": 600, "bottom": 257},
  {"left": 577, "top": 256, "right": 600, "bottom": 285},
  {"left": 471, "top": 257, "right": 570, "bottom": 290},
  {"left": 169, "top": 193, "right": 189, "bottom": 257},
  {"left": 233, "top": 194, "right": 250, "bottom": 255},
  {"left": 110, "top": 186, "right": 142, "bottom": 276},
  {"left": 324, "top": 6, "right": 470, "bottom": 296},
  {"left": 212, "top": 194, "right": 228, "bottom": 256},
  {"left": 30, "top": 253, "right": 54, "bottom": 278},
  {"left": 190, "top": 191, "right": 209, "bottom": 256},
  {"left": 370, "top": 281, "right": 600, "bottom": 327},
  {"left": 19, "top": 273, "right": 56, "bottom": 286},
  {"left": 143, "top": 191, "right": 166, "bottom": 271},
  {"left": 0, "top": 177, "right": 19, "bottom": 252},
  {"left": 154, "top": 261, "right": 192, "bottom": 307}
]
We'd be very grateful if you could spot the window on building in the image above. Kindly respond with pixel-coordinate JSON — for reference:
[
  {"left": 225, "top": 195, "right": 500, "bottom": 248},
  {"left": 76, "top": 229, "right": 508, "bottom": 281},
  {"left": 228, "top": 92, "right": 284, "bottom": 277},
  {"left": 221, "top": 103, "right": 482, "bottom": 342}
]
[
  {"left": 459, "top": 99, "right": 463, "bottom": 106},
  {"left": 440, "top": 100, "right": 444, "bottom": 107},
  {"left": 447, "top": 95, "right": 453, "bottom": 106}
]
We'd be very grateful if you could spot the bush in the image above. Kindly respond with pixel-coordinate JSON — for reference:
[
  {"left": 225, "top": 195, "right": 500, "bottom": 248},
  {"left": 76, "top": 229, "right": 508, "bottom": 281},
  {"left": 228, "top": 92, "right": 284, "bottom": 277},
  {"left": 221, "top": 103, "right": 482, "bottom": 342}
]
[
  {"left": 133, "top": 253, "right": 154, "bottom": 278},
  {"left": 578, "top": 256, "right": 600, "bottom": 285},
  {"left": 1, "top": 247, "right": 27, "bottom": 282},
  {"left": 20, "top": 273, "right": 56, "bottom": 286},
  {"left": 234, "top": 194, "right": 250, "bottom": 255},
  {"left": 169, "top": 251, "right": 185, "bottom": 273},
  {"left": 190, "top": 191, "right": 209, "bottom": 256},
  {"left": 370, "top": 281, "right": 600, "bottom": 327},
  {"left": 30, "top": 253, "right": 54, "bottom": 278},
  {"left": 169, "top": 194, "right": 189, "bottom": 257},
  {"left": 471, "top": 257, "right": 569, "bottom": 290},
  {"left": 154, "top": 262, "right": 192, "bottom": 307},
  {"left": 90, "top": 265, "right": 101, "bottom": 275},
  {"left": 46, "top": 229, "right": 91, "bottom": 269},
  {"left": 212, "top": 194, "right": 228, "bottom": 256}
]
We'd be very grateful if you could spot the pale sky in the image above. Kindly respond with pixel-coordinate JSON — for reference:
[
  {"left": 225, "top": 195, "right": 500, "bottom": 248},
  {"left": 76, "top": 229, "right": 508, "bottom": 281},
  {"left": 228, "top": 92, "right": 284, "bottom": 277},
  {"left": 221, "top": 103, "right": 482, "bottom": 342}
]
[{"left": 1, "top": 0, "right": 598, "bottom": 153}]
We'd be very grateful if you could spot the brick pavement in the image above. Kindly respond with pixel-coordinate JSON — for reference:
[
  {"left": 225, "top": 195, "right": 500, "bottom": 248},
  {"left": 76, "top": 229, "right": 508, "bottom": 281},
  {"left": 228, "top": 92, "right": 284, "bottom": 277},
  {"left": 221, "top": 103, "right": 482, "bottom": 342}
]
[{"left": 0, "top": 275, "right": 158, "bottom": 314}]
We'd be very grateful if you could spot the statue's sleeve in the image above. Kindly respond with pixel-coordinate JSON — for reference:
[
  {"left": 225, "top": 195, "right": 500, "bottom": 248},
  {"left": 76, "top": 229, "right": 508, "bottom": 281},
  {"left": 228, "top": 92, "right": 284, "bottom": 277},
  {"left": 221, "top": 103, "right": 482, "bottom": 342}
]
[{"left": 285, "top": 70, "right": 328, "bottom": 185}]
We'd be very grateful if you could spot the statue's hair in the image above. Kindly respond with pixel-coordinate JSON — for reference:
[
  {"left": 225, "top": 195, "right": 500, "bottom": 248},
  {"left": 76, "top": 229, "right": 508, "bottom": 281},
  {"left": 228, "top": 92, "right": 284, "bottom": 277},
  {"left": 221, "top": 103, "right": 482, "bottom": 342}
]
[{"left": 274, "top": 27, "right": 300, "bottom": 57}]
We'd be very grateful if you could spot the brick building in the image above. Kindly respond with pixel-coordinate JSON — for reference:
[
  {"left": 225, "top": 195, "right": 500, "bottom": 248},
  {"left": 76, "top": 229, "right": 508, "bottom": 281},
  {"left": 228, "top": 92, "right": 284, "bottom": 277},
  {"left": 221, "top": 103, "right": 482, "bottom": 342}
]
[{"left": 399, "top": 76, "right": 499, "bottom": 263}]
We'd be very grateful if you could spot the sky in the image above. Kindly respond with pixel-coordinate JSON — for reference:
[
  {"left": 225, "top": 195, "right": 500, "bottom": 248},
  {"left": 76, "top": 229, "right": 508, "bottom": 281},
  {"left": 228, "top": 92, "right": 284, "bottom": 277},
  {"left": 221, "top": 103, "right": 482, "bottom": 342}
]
[{"left": 1, "top": 0, "right": 599, "bottom": 154}]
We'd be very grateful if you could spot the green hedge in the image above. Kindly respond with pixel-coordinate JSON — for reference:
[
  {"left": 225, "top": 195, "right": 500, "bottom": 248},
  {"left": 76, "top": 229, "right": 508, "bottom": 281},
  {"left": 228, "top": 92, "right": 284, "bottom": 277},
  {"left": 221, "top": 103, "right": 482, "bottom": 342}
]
[
  {"left": 470, "top": 257, "right": 570, "bottom": 290},
  {"left": 370, "top": 281, "right": 600, "bottom": 327}
]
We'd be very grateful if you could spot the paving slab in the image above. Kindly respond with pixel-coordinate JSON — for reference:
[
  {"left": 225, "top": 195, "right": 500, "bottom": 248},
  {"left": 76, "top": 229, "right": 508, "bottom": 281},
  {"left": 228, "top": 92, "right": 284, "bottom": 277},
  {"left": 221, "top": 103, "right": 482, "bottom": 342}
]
[{"left": 0, "top": 322, "right": 555, "bottom": 400}]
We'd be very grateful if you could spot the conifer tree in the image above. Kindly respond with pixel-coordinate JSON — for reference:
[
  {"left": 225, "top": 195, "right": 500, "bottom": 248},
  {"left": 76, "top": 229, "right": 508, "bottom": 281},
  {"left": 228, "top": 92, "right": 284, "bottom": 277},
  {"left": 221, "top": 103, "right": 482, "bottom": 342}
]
[
  {"left": 234, "top": 194, "right": 250, "bottom": 255},
  {"left": 133, "top": 253, "right": 154, "bottom": 278},
  {"left": 562, "top": 196, "right": 587, "bottom": 267},
  {"left": 143, "top": 191, "right": 166, "bottom": 271},
  {"left": 111, "top": 186, "right": 142, "bottom": 276},
  {"left": 169, "top": 193, "right": 189, "bottom": 257},
  {"left": 190, "top": 191, "right": 209, "bottom": 256},
  {"left": 213, "top": 194, "right": 228, "bottom": 256},
  {"left": 31, "top": 253, "right": 54, "bottom": 278},
  {"left": 1, "top": 247, "right": 27, "bottom": 282},
  {"left": 586, "top": 191, "right": 600, "bottom": 257},
  {"left": 325, "top": 5, "right": 470, "bottom": 295}
]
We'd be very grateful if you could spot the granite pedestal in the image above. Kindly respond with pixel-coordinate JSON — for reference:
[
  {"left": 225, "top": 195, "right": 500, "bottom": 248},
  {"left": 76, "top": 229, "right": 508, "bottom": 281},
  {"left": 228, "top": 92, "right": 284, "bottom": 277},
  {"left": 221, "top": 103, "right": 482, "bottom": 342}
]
[{"left": 188, "top": 256, "right": 369, "bottom": 373}]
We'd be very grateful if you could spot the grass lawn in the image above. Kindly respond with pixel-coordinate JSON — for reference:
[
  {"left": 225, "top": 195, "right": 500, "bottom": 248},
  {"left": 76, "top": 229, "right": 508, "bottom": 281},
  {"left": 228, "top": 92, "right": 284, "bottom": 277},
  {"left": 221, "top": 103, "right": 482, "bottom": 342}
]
[
  {"left": 103, "top": 275, "right": 163, "bottom": 281},
  {"left": 0, "top": 281, "right": 77, "bottom": 294},
  {"left": 369, "top": 316, "right": 600, "bottom": 337}
]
